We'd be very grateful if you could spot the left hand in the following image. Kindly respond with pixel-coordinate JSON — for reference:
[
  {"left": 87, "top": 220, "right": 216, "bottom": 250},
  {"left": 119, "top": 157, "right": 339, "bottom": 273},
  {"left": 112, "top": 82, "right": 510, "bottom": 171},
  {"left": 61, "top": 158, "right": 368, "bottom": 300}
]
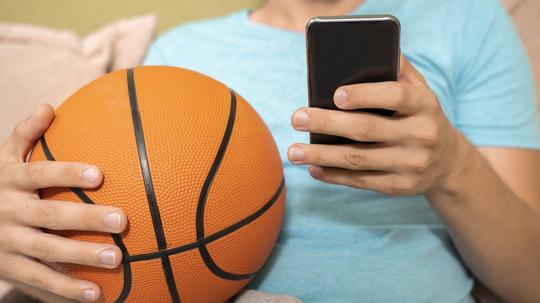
[{"left": 288, "top": 54, "right": 471, "bottom": 196}]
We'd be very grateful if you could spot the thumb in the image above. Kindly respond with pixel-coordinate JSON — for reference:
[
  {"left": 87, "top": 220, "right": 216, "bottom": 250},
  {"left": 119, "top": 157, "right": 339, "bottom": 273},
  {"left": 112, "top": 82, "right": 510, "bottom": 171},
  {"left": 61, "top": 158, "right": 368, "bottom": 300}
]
[{"left": 1, "top": 103, "right": 55, "bottom": 162}]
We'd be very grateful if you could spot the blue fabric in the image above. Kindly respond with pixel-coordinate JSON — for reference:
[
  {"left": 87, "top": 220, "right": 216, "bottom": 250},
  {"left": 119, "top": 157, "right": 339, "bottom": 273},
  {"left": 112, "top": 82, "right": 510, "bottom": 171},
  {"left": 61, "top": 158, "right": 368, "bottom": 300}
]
[{"left": 144, "top": 0, "right": 540, "bottom": 302}]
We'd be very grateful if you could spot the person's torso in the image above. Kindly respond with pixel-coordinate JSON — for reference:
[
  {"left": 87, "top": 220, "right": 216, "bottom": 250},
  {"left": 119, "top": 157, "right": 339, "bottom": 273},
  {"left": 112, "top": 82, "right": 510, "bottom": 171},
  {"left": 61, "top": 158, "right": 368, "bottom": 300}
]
[{"left": 148, "top": 0, "right": 478, "bottom": 301}]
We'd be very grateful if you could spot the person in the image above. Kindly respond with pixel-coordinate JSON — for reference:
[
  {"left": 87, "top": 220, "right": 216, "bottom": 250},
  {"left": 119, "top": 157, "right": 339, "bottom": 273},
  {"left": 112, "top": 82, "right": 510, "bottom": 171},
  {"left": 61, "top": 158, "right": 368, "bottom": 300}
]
[{"left": 1, "top": 0, "right": 540, "bottom": 302}]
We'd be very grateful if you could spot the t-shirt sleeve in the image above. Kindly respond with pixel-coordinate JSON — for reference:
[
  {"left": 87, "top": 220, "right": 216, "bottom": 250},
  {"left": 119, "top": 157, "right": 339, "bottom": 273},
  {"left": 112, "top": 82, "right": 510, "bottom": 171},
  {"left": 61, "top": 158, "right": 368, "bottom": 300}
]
[{"left": 453, "top": 0, "right": 540, "bottom": 150}]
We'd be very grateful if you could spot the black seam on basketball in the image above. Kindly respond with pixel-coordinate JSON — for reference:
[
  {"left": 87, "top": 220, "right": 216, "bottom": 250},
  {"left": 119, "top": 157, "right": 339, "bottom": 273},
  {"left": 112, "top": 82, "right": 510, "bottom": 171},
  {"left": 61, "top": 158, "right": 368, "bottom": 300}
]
[
  {"left": 127, "top": 69, "right": 168, "bottom": 250},
  {"left": 127, "top": 69, "right": 181, "bottom": 303},
  {"left": 195, "top": 89, "right": 237, "bottom": 240},
  {"left": 161, "top": 256, "right": 180, "bottom": 302},
  {"left": 198, "top": 240, "right": 254, "bottom": 280},
  {"left": 128, "top": 241, "right": 198, "bottom": 262},
  {"left": 126, "top": 178, "right": 284, "bottom": 263},
  {"left": 197, "top": 178, "right": 285, "bottom": 280},
  {"left": 40, "top": 137, "right": 132, "bottom": 303},
  {"left": 194, "top": 89, "right": 262, "bottom": 280}
]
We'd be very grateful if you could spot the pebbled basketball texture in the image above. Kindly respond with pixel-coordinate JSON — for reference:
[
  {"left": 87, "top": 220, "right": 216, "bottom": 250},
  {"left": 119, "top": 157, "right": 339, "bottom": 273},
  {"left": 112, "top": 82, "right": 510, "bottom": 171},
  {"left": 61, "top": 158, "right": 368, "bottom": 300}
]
[{"left": 29, "top": 66, "right": 285, "bottom": 303}]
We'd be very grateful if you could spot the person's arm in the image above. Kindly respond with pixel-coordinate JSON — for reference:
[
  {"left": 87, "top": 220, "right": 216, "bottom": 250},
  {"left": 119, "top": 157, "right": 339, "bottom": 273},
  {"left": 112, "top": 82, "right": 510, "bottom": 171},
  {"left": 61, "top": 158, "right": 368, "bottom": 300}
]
[
  {"left": 429, "top": 144, "right": 540, "bottom": 303},
  {"left": 287, "top": 53, "right": 540, "bottom": 302}
]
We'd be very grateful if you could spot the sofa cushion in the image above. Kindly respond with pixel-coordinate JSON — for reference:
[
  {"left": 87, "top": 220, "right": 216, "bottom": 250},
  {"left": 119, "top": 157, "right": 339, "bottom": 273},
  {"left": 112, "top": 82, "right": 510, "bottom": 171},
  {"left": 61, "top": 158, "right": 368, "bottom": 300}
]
[
  {"left": 0, "top": 14, "right": 157, "bottom": 142},
  {"left": 509, "top": 1, "right": 540, "bottom": 107}
]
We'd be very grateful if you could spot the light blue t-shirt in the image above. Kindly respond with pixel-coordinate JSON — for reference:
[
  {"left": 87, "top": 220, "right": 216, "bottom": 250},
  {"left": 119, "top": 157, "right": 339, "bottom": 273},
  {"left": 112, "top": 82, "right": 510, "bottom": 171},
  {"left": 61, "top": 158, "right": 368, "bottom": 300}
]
[{"left": 144, "top": 0, "right": 540, "bottom": 302}]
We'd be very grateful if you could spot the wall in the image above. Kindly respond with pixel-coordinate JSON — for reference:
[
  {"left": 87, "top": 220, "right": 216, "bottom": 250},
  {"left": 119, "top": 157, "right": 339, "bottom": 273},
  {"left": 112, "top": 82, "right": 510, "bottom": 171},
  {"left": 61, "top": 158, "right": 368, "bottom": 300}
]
[{"left": 0, "top": 0, "right": 263, "bottom": 34}]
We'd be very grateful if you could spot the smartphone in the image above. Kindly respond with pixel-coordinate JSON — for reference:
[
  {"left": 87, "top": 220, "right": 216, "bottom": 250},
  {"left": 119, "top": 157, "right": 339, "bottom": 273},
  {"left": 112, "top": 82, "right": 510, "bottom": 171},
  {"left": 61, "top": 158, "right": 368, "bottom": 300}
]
[{"left": 306, "top": 15, "right": 401, "bottom": 145}]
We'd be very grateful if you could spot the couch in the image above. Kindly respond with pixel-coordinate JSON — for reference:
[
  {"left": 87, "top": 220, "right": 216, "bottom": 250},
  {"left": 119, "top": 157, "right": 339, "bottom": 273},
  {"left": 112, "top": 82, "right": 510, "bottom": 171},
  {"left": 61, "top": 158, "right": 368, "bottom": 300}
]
[{"left": 0, "top": 0, "right": 538, "bottom": 302}]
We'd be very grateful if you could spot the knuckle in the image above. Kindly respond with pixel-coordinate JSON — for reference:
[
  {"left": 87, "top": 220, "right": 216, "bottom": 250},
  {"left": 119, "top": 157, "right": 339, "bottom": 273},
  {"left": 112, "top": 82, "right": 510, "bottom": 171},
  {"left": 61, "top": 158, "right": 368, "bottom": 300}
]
[
  {"left": 55, "top": 279, "right": 79, "bottom": 299},
  {"left": 344, "top": 150, "right": 367, "bottom": 169},
  {"left": 26, "top": 163, "right": 45, "bottom": 185},
  {"left": 36, "top": 203, "right": 59, "bottom": 229},
  {"left": 385, "top": 186, "right": 401, "bottom": 196},
  {"left": 32, "top": 236, "right": 55, "bottom": 261},
  {"left": 70, "top": 246, "right": 95, "bottom": 267},
  {"left": 65, "top": 163, "right": 85, "bottom": 182},
  {"left": 29, "top": 275, "right": 51, "bottom": 292},
  {"left": 355, "top": 117, "right": 377, "bottom": 140},
  {"left": 82, "top": 207, "right": 98, "bottom": 229},
  {"left": 418, "top": 127, "right": 438, "bottom": 147},
  {"left": 408, "top": 154, "right": 432, "bottom": 173},
  {"left": 388, "top": 176, "right": 416, "bottom": 196},
  {"left": 347, "top": 86, "right": 362, "bottom": 103},
  {"left": 348, "top": 175, "right": 366, "bottom": 188},
  {"left": 397, "top": 178, "right": 417, "bottom": 195},
  {"left": 316, "top": 110, "right": 330, "bottom": 131}
]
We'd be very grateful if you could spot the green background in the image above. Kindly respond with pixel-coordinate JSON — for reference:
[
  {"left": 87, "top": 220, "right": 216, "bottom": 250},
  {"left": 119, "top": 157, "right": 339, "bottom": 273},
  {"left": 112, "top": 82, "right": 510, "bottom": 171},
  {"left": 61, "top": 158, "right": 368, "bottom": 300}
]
[{"left": 0, "top": 0, "right": 263, "bottom": 35}]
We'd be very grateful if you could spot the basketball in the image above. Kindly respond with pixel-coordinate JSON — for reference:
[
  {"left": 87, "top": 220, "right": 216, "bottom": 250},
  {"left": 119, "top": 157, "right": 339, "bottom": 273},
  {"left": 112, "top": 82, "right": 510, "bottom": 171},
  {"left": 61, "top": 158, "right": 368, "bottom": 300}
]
[{"left": 28, "top": 66, "right": 286, "bottom": 303}]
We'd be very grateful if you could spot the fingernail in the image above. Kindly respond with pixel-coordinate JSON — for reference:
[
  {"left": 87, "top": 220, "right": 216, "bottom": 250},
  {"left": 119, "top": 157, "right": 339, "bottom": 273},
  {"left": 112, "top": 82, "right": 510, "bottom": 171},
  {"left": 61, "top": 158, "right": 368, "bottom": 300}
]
[
  {"left": 104, "top": 212, "right": 122, "bottom": 231},
  {"left": 289, "top": 146, "right": 305, "bottom": 163},
  {"left": 81, "top": 288, "right": 98, "bottom": 300},
  {"left": 293, "top": 110, "right": 309, "bottom": 129},
  {"left": 82, "top": 167, "right": 99, "bottom": 183},
  {"left": 310, "top": 166, "right": 323, "bottom": 178},
  {"left": 334, "top": 88, "right": 348, "bottom": 107},
  {"left": 99, "top": 248, "right": 117, "bottom": 266}
]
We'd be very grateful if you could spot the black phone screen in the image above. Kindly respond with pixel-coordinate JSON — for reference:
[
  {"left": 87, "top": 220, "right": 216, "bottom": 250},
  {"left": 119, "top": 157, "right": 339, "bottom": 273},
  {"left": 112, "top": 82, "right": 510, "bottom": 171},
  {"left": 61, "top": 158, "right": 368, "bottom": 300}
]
[{"left": 306, "top": 15, "right": 400, "bottom": 144}]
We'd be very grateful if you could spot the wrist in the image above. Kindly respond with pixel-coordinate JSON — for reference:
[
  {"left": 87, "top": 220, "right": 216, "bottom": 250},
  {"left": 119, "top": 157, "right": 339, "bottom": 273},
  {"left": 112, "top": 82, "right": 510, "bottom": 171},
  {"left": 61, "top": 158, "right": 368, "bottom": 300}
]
[{"left": 427, "top": 130, "right": 482, "bottom": 201}]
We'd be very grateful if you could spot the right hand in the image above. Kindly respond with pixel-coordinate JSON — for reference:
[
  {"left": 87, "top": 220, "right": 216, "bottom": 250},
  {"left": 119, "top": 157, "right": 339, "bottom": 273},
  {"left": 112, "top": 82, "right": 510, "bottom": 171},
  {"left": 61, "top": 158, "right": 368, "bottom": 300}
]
[{"left": 0, "top": 104, "right": 128, "bottom": 301}]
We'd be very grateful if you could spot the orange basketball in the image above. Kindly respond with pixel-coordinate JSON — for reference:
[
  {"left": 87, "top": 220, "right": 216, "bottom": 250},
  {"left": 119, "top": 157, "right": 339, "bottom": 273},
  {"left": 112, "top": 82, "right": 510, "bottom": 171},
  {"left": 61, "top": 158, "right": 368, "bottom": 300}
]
[{"left": 29, "top": 66, "right": 285, "bottom": 303}]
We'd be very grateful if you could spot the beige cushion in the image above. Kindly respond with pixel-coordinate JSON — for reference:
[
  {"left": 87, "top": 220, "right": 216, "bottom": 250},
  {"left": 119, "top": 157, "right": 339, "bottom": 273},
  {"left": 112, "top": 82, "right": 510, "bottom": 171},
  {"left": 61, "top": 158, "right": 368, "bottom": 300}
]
[
  {"left": 502, "top": 0, "right": 540, "bottom": 107},
  {"left": 0, "top": 14, "right": 157, "bottom": 143}
]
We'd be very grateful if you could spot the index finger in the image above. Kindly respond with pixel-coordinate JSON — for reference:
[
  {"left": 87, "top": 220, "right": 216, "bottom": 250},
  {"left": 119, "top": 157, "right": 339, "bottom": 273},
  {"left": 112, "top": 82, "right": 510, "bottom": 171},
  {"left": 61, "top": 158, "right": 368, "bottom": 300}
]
[
  {"left": 9, "top": 199, "right": 127, "bottom": 233},
  {"left": 334, "top": 81, "right": 420, "bottom": 114},
  {"left": 6, "top": 161, "right": 103, "bottom": 191}
]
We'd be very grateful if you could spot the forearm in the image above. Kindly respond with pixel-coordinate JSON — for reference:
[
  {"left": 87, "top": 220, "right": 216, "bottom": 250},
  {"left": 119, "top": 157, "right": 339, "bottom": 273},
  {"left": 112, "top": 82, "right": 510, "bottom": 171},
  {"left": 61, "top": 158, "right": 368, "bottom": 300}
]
[{"left": 427, "top": 134, "right": 540, "bottom": 303}]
